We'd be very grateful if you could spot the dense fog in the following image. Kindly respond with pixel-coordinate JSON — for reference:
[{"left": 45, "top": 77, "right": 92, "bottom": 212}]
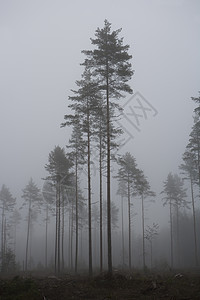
[{"left": 0, "top": 0, "right": 200, "bottom": 275}]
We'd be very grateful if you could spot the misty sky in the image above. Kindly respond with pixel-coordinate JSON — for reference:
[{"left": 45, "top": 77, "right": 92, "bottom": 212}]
[{"left": 1, "top": 0, "right": 200, "bottom": 206}]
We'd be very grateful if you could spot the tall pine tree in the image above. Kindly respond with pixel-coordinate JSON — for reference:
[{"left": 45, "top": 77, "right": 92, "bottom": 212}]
[{"left": 82, "top": 20, "right": 133, "bottom": 273}]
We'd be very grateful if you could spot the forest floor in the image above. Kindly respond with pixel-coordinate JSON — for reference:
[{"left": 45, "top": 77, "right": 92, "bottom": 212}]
[{"left": 0, "top": 270, "right": 200, "bottom": 299}]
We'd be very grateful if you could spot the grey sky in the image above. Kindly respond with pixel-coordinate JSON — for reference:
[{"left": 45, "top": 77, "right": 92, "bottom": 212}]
[{"left": 0, "top": 0, "right": 200, "bottom": 203}]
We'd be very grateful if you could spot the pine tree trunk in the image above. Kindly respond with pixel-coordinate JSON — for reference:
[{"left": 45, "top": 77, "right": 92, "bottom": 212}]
[
  {"left": 197, "top": 139, "right": 200, "bottom": 189},
  {"left": 68, "top": 212, "right": 71, "bottom": 269},
  {"left": 80, "top": 215, "right": 83, "bottom": 267},
  {"left": 75, "top": 156, "right": 78, "bottom": 273},
  {"left": 25, "top": 200, "right": 31, "bottom": 272},
  {"left": 70, "top": 200, "right": 74, "bottom": 271},
  {"left": 3, "top": 219, "right": 7, "bottom": 273},
  {"left": 29, "top": 223, "right": 32, "bottom": 270},
  {"left": 1, "top": 205, "right": 5, "bottom": 272},
  {"left": 14, "top": 219, "right": 17, "bottom": 257},
  {"left": 61, "top": 190, "right": 65, "bottom": 272},
  {"left": 57, "top": 183, "right": 61, "bottom": 274},
  {"left": 142, "top": 194, "right": 146, "bottom": 270},
  {"left": 88, "top": 115, "right": 93, "bottom": 276},
  {"left": 106, "top": 58, "right": 112, "bottom": 275},
  {"left": 99, "top": 130, "right": 103, "bottom": 273},
  {"left": 121, "top": 196, "right": 125, "bottom": 267},
  {"left": 150, "top": 240, "right": 153, "bottom": 269},
  {"left": 103, "top": 216, "right": 106, "bottom": 269},
  {"left": 176, "top": 204, "right": 180, "bottom": 267},
  {"left": 128, "top": 176, "right": 131, "bottom": 269},
  {"left": 191, "top": 178, "right": 198, "bottom": 266},
  {"left": 55, "top": 192, "right": 58, "bottom": 274},
  {"left": 170, "top": 199, "right": 173, "bottom": 269},
  {"left": 45, "top": 204, "right": 48, "bottom": 269}
]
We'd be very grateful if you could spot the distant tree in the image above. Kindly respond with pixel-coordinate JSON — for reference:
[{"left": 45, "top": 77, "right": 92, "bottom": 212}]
[
  {"left": 67, "top": 186, "right": 75, "bottom": 271},
  {"left": 161, "top": 173, "right": 187, "bottom": 269},
  {"left": 180, "top": 148, "right": 199, "bottom": 266},
  {"left": 78, "top": 196, "right": 88, "bottom": 267},
  {"left": 21, "top": 178, "right": 41, "bottom": 272},
  {"left": 82, "top": 20, "right": 133, "bottom": 274},
  {"left": 64, "top": 183, "right": 84, "bottom": 271},
  {"left": 117, "top": 179, "right": 126, "bottom": 267},
  {"left": 60, "top": 186, "right": 70, "bottom": 271},
  {"left": 11, "top": 209, "right": 21, "bottom": 257},
  {"left": 162, "top": 173, "right": 175, "bottom": 269},
  {"left": 0, "top": 185, "right": 16, "bottom": 273},
  {"left": 136, "top": 170, "right": 155, "bottom": 270},
  {"left": 173, "top": 174, "right": 188, "bottom": 267},
  {"left": 45, "top": 146, "right": 72, "bottom": 274},
  {"left": 27, "top": 209, "right": 38, "bottom": 270},
  {"left": 42, "top": 180, "right": 56, "bottom": 269},
  {"left": 116, "top": 152, "right": 138, "bottom": 269},
  {"left": 145, "top": 223, "right": 159, "bottom": 269}
]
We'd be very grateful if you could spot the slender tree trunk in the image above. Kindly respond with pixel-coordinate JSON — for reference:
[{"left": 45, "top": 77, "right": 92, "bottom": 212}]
[
  {"left": 55, "top": 191, "right": 58, "bottom": 274},
  {"left": 106, "top": 57, "right": 112, "bottom": 275},
  {"left": 93, "top": 223, "right": 97, "bottom": 267},
  {"left": 1, "top": 205, "right": 5, "bottom": 272},
  {"left": 150, "top": 240, "right": 153, "bottom": 269},
  {"left": 45, "top": 204, "right": 48, "bottom": 269},
  {"left": 176, "top": 203, "right": 180, "bottom": 268},
  {"left": 4, "top": 219, "right": 7, "bottom": 272},
  {"left": 14, "top": 220, "right": 17, "bottom": 256},
  {"left": 25, "top": 200, "right": 31, "bottom": 272},
  {"left": 2, "top": 218, "right": 6, "bottom": 272},
  {"left": 197, "top": 138, "right": 200, "bottom": 189},
  {"left": 29, "top": 222, "right": 33, "bottom": 270},
  {"left": 75, "top": 155, "right": 78, "bottom": 273},
  {"left": 68, "top": 211, "right": 71, "bottom": 269},
  {"left": 121, "top": 196, "right": 125, "bottom": 267},
  {"left": 80, "top": 216, "right": 83, "bottom": 267},
  {"left": 169, "top": 199, "right": 173, "bottom": 269},
  {"left": 103, "top": 215, "right": 106, "bottom": 269},
  {"left": 142, "top": 194, "right": 146, "bottom": 270},
  {"left": 128, "top": 176, "right": 131, "bottom": 269},
  {"left": 58, "top": 182, "right": 61, "bottom": 274},
  {"left": 61, "top": 189, "right": 65, "bottom": 272},
  {"left": 58, "top": 183, "right": 61, "bottom": 274},
  {"left": 190, "top": 178, "right": 198, "bottom": 266},
  {"left": 70, "top": 200, "right": 74, "bottom": 271},
  {"left": 99, "top": 129, "right": 103, "bottom": 273},
  {"left": 88, "top": 113, "right": 93, "bottom": 276}
]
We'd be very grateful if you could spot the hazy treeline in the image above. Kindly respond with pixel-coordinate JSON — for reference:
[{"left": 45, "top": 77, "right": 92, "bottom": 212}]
[{"left": 0, "top": 179, "right": 199, "bottom": 274}]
